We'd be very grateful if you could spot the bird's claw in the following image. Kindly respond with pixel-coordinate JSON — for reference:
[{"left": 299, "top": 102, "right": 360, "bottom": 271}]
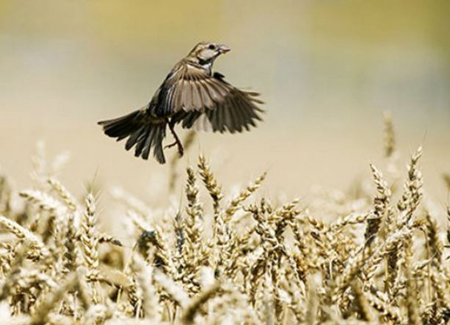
[
  {"left": 178, "top": 146, "right": 184, "bottom": 157},
  {"left": 164, "top": 141, "right": 184, "bottom": 157}
]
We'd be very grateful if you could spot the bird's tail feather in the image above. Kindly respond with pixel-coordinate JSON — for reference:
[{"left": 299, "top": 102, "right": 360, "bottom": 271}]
[{"left": 98, "top": 110, "right": 167, "bottom": 164}]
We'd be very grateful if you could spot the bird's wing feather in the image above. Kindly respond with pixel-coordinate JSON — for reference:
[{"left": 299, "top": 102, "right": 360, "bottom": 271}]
[
  {"left": 157, "top": 62, "right": 238, "bottom": 112},
  {"left": 165, "top": 63, "right": 264, "bottom": 133},
  {"left": 200, "top": 86, "right": 263, "bottom": 133},
  {"left": 169, "top": 63, "right": 224, "bottom": 112}
]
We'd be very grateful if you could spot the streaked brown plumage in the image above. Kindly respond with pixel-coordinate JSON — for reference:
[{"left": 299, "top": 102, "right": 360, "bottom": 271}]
[{"left": 98, "top": 42, "right": 264, "bottom": 164}]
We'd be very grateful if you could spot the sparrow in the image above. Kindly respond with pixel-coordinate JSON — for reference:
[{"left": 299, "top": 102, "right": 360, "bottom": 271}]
[{"left": 98, "top": 42, "right": 264, "bottom": 164}]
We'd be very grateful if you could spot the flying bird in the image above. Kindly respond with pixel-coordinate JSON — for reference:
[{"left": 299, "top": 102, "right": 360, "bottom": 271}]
[{"left": 98, "top": 42, "right": 264, "bottom": 164}]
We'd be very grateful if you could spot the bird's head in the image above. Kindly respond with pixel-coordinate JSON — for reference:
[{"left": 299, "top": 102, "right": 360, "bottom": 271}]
[{"left": 187, "top": 42, "right": 231, "bottom": 66}]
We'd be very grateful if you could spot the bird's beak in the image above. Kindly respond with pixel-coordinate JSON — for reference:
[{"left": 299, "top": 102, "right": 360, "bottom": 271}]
[{"left": 218, "top": 44, "right": 231, "bottom": 54}]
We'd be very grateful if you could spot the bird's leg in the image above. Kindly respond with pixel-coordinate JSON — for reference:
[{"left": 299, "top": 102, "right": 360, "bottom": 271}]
[
  {"left": 164, "top": 141, "right": 178, "bottom": 149},
  {"left": 165, "top": 119, "right": 184, "bottom": 157}
]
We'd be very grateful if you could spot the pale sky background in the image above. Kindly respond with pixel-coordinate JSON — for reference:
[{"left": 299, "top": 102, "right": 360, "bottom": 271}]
[{"left": 0, "top": 0, "right": 449, "bottom": 208}]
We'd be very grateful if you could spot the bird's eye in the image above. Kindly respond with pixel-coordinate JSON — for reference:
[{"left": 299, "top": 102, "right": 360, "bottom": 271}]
[{"left": 208, "top": 44, "right": 216, "bottom": 50}]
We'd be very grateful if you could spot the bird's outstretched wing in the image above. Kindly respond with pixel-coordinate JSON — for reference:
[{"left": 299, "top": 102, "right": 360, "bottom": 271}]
[{"left": 155, "top": 62, "right": 264, "bottom": 133}]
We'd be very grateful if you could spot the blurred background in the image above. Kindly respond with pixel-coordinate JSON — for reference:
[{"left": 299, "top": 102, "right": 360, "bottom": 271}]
[{"left": 0, "top": 0, "right": 449, "bottom": 206}]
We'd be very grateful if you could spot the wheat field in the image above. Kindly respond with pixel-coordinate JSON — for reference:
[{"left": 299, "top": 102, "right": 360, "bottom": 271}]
[{"left": 0, "top": 116, "right": 449, "bottom": 325}]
